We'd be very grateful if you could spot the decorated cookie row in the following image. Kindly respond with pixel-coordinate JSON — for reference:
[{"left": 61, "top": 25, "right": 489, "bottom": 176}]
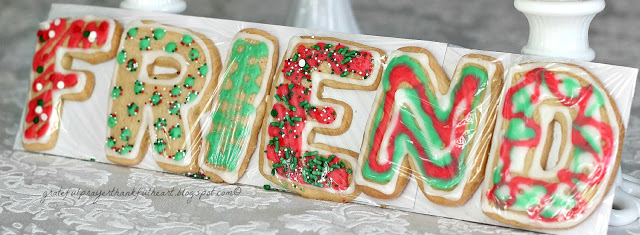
[{"left": 22, "top": 16, "right": 623, "bottom": 230}]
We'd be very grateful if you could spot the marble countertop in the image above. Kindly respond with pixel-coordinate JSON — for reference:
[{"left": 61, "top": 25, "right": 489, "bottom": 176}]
[{"left": 0, "top": 1, "right": 639, "bottom": 234}]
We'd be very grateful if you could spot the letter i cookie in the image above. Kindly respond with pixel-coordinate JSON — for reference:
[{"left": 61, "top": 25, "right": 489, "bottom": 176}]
[
  {"left": 481, "top": 63, "right": 623, "bottom": 229},
  {"left": 356, "top": 47, "right": 504, "bottom": 206},
  {"left": 259, "top": 36, "right": 385, "bottom": 202},
  {"left": 23, "top": 16, "right": 123, "bottom": 150},
  {"left": 106, "top": 20, "right": 222, "bottom": 173},
  {"left": 198, "top": 29, "right": 278, "bottom": 183}
]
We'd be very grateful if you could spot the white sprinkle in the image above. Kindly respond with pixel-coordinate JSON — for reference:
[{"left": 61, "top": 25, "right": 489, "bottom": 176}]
[
  {"left": 88, "top": 31, "right": 97, "bottom": 43},
  {"left": 40, "top": 22, "right": 50, "bottom": 30},
  {"left": 48, "top": 30, "right": 55, "bottom": 38},
  {"left": 56, "top": 81, "right": 64, "bottom": 89},
  {"left": 35, "top": 83, "right": 43, "bottom": 91},
  {"left": 298, "top": 59, "right": 306, "bottom": 67},
  {"left": 35, "top": 106, "right": 43, "bottom": 114},
  {"left": 41, "top": 113, "right": 48, "bottom": 121},
  {"left": 54, "top": 19, "right": 60, "bottom": 26}
]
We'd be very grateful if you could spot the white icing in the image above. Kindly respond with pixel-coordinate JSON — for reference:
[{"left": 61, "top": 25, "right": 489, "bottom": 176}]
[
  {"left": 355, "top": 51, "right": 499, "bottom": 201},
  {"left": 481, "top": 62, "right": 621, "bottom": 228},
  {"left": 23, "top": 16, "right": 117, "bottom": 145},
  {"left": 41, "top": 113, "right": 48, "bottom": 121},
  {"left": 105, "top": 21, "right": 214, "bottom": 168},
  {"left": 56, "top": 81, "right": 64, "bottom": 89},
  {"left": 197, "top": 32, "right": 276, "bottom": 183},
  {"left": 48, "top": 30, "right": 55, "bottom": 39}
]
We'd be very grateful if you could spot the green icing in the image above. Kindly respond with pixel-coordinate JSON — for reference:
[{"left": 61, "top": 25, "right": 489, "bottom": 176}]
[
  {"left": 169, "top": 101, "right": 180, "bottom": 115},
  {"left": 107, "top": 137, "right": 116, "bottom": 148},
  {"left": 198, "top": 63, "right": 208, "bottom": 76},
  {"left": 150, "top": 92, "right": 162, "bottom": 106},
  {"left": 189, "top": 48, "right": 199, "bottom": 61},
  {"left": 126, "top": 59, "right": 138, "bottom": 72},
  {"left": 170, "top": 85, "right": 181, "bottom": 96},
  {"left": 505, "top": 118, "right": 535, "bottom": 141},
  {"left": 186, "top": 91, "right": 198, "bottom": 103},
  {"left": 181, "top": 34, "right": 193, "bottom": 45},
  {"left": 153, "top": 28, "right": 166, "bottom": 40},
  {"left": 576, "top": 126, "right": 602, "bottom": 154},
  {"left": 205, "top": 39, "right": 269, "bottom": 170},
  {"left": 562, "top": 78, "right": 581, "bottom": 98},
  {"left": 126, "top": 27, "right": 138, "bottom": 38},
  {"left": 492, "top": 165, "right": 502, "bottom": 184},
  {"left": 120, "top": 127, "right": 131, "bottom": 141},
  {"left": 118, "top": 145, "right": 133, "bottom": 154},
  {"left": 184, "top": 76, "right": 195, "bottom": 88},
  {"left": 165, "top": 42, "right": 177, "bottom": 53},
  {"left": 169, "top": 124, "right": 181, "bottom": 139},
  {"left": 174, "top": 150, "right": 185, "bottom": 161},
  {"left": 108, "top": 114, "right": 117, "bottom": 128},
  {"left": 134, "top": 80, "right": 144, "bottom": 94},
  {"left": 495, "top": 185, "right": 511, "bottom": 201},
  {"left": 111, "top": 86, "right": 122, "bottom": 98},
  {"left": 127, "top": 103, "right": 139, "bottom": 116},
  {"left": 361, "top": 55, "right": 488, "bottom": 190},
  {"left": 513, "top": 185, "right": 547, "bottom": 209},
  {"left": 585, "top": 88, "right": 604, "bottom": 117},
  {"left": 139, "top": 36, "right": 151, "bottom": 50},
  {"left": 117, "top": 50, "right": 127, "bottom": 64},
  {"left": 512, "top": 88, "right": 534, "bottom": 118},
  {"left": 541, "top": 193, "right": 577, "bottom": 219},
  {"left": 155, "top": 118, "right": 167, "bottom": 130},
  {"left": 154, "top": 139, "right": 166, "bottom": 153}
]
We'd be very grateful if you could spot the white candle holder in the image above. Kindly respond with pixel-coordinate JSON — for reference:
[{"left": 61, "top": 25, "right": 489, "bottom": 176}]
[
  {"left": 285, "top": 0, "right": 361, "bottom": 34},
  {"left": 515, "top": 0, "right": 604, "bottom": 61},
  {"left": 120, "top": 0, "right": 187, "bottom": 13}
]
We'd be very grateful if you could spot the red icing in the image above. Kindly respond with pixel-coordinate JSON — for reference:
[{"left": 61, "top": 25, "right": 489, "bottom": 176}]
[
  {"left": 25, "top": 18, "right": 111, "bottom": 141},
  {"left": 488, "top": 68, "right": 615, "bottom": 222},
  {"left": 265, "top": 42, "right": 372, "bottom": 190},
  {"left": 367, "top": 64, "right": 481, "bottom": 180}
]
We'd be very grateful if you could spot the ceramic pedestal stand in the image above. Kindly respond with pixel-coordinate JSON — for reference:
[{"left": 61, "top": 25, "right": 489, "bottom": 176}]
[
  {"left": 516, "top": 0, "right": 640, "bottom": 227},
  {"left": 285, "top": 0, "right": 360, "bottom": 34}
]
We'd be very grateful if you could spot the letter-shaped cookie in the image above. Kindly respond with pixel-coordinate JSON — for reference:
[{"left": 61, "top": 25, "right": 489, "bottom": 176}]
[
  {"left": 23, "top": 16, "right": 122, "bottom": 150},
  {"left": 481, "top": 63, "right": 623, "bottom": 229},
  {"left": 259, "top": 36, "right": 385, "bottom": 202},
  {"left": 198, "top": 29, "right": 278, "bottom": 183},
  {"left": 106, "top": 21, "right": 221, "bottom": 173},
  {"left": 356, "top": 47, "right": 504, "bottom": 206}
]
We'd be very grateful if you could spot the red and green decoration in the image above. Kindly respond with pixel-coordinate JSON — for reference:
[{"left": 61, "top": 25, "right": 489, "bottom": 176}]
[
  {"left": 26, "top": 18, "right": 111, "bottom": 141},
  {"left": 487, "top": 68, "right": 616, "bottom": 222},
  {"left": 107, "top": 27, "right": 201, "bottom": 162},
  {"left": 265, "top": 42, "right": 372, "bottom": 191},
  {"left": 361, "top": 55, "right": 490, "bottom": 190}
]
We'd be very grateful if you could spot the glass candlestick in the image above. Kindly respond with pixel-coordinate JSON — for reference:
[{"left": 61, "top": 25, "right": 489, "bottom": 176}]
[{"left": 285, "top": 0, "right": 361, "bottom": 34}]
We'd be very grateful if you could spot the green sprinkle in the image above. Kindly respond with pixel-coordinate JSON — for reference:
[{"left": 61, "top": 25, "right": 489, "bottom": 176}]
[
  {"left": 313, "top": 182, "right": 323, "bottom": 188},
  {"left": 263, "top": 185, "right": 271, "bottom": 190},
  {"left": 341, "top": 57, "right": 352, "bottom": 65},
  {"left": 292, "top": 53, "right": 299, "bottom": 61},
  {"left": 272, "top": 163, "right": 283, "bottom": 168},
  {"left": 292, "top": 117, "right": 302, "bottom": 122},
  {"left": 340, "top": 71, "right": 349, "bottom": 77},
  {"left": 271, "top": 110, "right": 278, "bottom": 117},
  {"left": 346, "top": 169, "right": 353, "bottom": 174},
  {"left": 304, "top": 151, "right": 318, "bottom": 157}
]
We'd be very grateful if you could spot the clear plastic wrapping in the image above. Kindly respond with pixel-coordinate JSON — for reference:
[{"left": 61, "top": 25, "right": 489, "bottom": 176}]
[{"left": 13, "top": 4, "right": 639, "bottom": 234}]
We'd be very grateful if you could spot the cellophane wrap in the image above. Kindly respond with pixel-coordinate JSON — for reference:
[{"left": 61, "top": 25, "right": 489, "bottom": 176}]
[{"left": 12, "top": 4, "right": 639, "bottom": 234}]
